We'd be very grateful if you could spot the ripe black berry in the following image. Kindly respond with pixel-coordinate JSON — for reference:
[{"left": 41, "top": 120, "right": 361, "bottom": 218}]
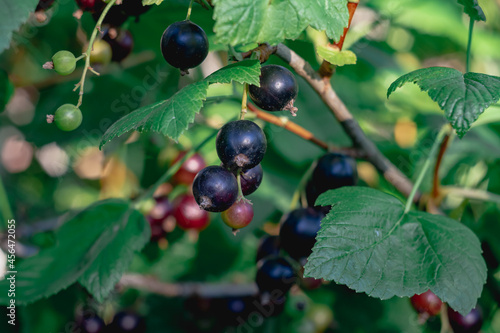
[
  {"left": 256, "top": 235, "right": 280, "bottom": 262},
  {"left": 216, "top": 120, "right": 267, "bottom": 171},
  {"left": 249, "top": 65, "right": 298, "bottom": 115},
  {"left": 192, "top": 166, "right": 238, "bottom": 212},
  {"left": 121, "top": 0, "right": 150, "bottom": 19},
  {"left": 160, "top": 20, "right": 209, "bottom": 73},
  {"left": 447, "top": 307, "right": 483, "bottom": 333},
  {"left": 93, "top": 6, "right": 129, "bottom": 27},
  {"left": 256, "top": 256, "right": 296, "bottom": 295},
  {"left": 108, "top": 311, "right": 146, "bottom": 333},
  {"left": 410, "top": 290, "right": 442, "bottom": 317},
  {"left": 102, "top": 28, "right": 134, "bottom": 62},
  {"left": 240, "top": 164, "right": 263, "bottom": 195},
  {"left": 221, "top": 200, "right": 254, "bottom": 230},
  {"left": 279, "top": 207, "right": 325, "bottom": 263},
  {"left": 172, "top": 151, "right": 206, "bottom": 185},
  {"left": 173, "top": 194, "right": 210, "bottom": 230},
  {"left": 79, "top": 315, "right": 105, "bottom": 333}
]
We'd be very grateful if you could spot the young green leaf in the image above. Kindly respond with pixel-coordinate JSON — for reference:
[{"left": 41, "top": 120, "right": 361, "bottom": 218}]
[
  {"left": 100, "top": 60, "right": 261, "bottom": 148},
  {"left": 0, "top": 0, "right": 38, "bottom": 52},
  {"left": 0, "top": 200, "right": 150, "bottom": 305},
  {"left": 317, "top": 46, "right": 357, "bottom": 67},
  {"left": 212, "top": 0, "right": 349, "bottom": 46},
  {"left": 387, "top": 67, "right": 500, "bottom": 138},
  {"left": 304, "top": 187, "right": 486, "bottom": 316},
  {"left": 457, "top": 0, "right": 486, "bottom": 21}
]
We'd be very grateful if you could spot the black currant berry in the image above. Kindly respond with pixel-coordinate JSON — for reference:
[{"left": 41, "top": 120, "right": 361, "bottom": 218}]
[
  {"left": 36, "top": 0, "right": 55, "bottom": 11},
  {"left": 216, "top": 120, "right": 267, "bottom": 171},
  {"left": 307, "top": 153, "right": 357, "bottom": 206},
  {"left": 447, "top": 307, "right": 483, "bottom": 333},
  {"left": 79, "top": 315, "right": 105, "bottom": 333},
  {"left": 240, "top": 164, "right": 263, "bottom": 195},
  {"left": 256, "top": 235, "right": 280, "bottom": 262},
  {"left": 76, "top": 0, "right": 104, "bottom": 13},
  {"left": 221, "top": 200, "right": 254, "bottom": 230},
  {"left": 279, "top": 207, "right": 325, "bottom": 263},
  {"left": 249, "top": 65, "right": 298, "bottom": 115},
  {"left": 93, "top": 6, "right": 129, "bottom": 27},
  {"left": 256, "top": 256, "right": 296, "bottom": 295},
  {"left": 192, "top": 166, "right": 238, "bottom": 212},
  {"left": 108, "top": 311, "right": 146, "bottom": 333},
  {"left": 160, "top": 20, "right": 209, "bottom": 73},
  {"left": 121, "top": 0, "right": 151, "bottom": 19},
  {"left": 410, "top": 290, "right": 442, "bottom": 317},
  {"left": 102, "top": 28, "right": 134, "bottom": 62}
]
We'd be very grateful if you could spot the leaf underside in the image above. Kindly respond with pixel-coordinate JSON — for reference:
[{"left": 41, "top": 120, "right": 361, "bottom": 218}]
[
  {"left": 317, "top": 46, "right": 357, "bottom": 67},
  {"left": 212, "top": 0, "right": 350, "bottom": 46},
  {"left": 100, "top": 60, "right": 261, "bottom": 148},
  {"left": 387, "top": 67, "right": 500, "bottom": 138},
  {"left": 304, "top": 187, "right": 487, "bottom": 315}
]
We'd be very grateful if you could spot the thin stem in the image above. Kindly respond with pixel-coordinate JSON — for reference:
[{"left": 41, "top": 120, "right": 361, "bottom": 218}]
[
  {"left": 186, "top": 0, "right": 194, "bottom": 20},
  {"left": 0, "top": 175, "right": 14, "bottom": 229},
  {"left": 75, "top": 54, "right": 86, "bottom": 62},
  {"left": 74, "top": 0, "right": 118, "bottom": 108},
  {"left": 134, "top": 129, "right": 217, "bottom": 205},
  {"left": 237, "top": 173, "right": 244, "bottom": 198},
  {"left": 289, "top": 160, "right": 317, "bottom": 210},
  {"left": 240, "top": 84, "right": 248, "bottom": 120},
  {"left": 404, "top": 125, "right": 451, "bottom": 214},
  {"left": 466, "top": 17, "right": 475, "bottom": 73},
  {"left": 431, "top": 132, "right": 452, "bottom": 199}
]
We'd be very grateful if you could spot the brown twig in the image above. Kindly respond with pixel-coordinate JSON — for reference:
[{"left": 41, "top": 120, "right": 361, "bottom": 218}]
[
  {"left": 318, "top": 0, "right": 359, "bottom": 79},
  {"left": 431, "top": 133, "right": 451, "bottom": 199},
  {"left": 247, "top": 103, "right": 364, "bottom": 158},
  {"left": 118, "top": 274, "right": 258, "bottom": 298}
]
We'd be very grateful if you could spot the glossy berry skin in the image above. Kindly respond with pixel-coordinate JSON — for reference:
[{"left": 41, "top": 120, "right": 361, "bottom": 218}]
[
  {"left": 447, "top": 307, "right": 483, "bottom": 333},
  {"left": 79, "top": 315, "right": 105, "bottom": 333},
  {"left": 172, "top": 152, "right": 206, "bottom": 185},
  {"left": 89, "top": 39, "right": 112, "bottom": 65},
  {"left": 160, "top": 20, "right": 209, "bottom": 71},
  {"left": 312, "top": 153, "right": 357, "bottom": 193},
  {"left": 256, "top": 235, "right": 280, "bottom": 262},
  {"left": 54, "top": 104, "right": 82, "bottom": 131},
  {"left": 221, "top": 200, "right": 254, "bottom": 230},
  {"left": 279, "top": 207, "right": 325, "bottom": 262},
  {"left": 216, "top": 120, "right": 267, "bottom": 171},
  {"left": 249, "top": 65, "right": 298, "bottom": 111},
  {"left": 256, "top": 256, "right": 296, "bottom": 295},
  {"left": 193, "top": 166, "right": 238, "bottom": 212},
  {"left": 52, "top": 50, "right": 76, "bottom": 76},
  {"left": 173, "top": 195, "right": 210, "bottom": 230},
  {"left": 410, "top": 290, "right": 442, "bottom": 316},
  {"left": 146, "top": 196, "right": 173, "bottom": 240},
  {"left": 240, "top": 164, "right": 263, "bottom": 195},
  {"left": 36, "top": 0, "right": 55, "bottom": 11},
  {"left": 76, "top": 0, "right": 104, "bottom": 13},
  {"left": 102, "top": 28, "right": 133, "bottom": 62},
  {"left": 108, "top": 311, "right": 146, "bottom": 333}
]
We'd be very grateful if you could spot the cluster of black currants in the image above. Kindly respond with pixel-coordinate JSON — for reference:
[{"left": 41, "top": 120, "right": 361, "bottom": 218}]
[
  {"left": 192, "top": 120, "right": 266, "bottom": 231},
  {"left": 145, "top": 151, "right": 210, "bottom": 242},
  {"left": 410, "top": 290, "right": 483, "bottom": 332},
  {"left": 77, "top": 310, "right": 146, "bottom": 333}
]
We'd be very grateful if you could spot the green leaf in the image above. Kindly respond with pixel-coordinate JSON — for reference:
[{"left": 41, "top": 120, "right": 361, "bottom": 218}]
[
  {"left": 100, "top": 60, "right": 261, "bottom": 148},
  {"left": 212, "top": 0, "right": 349, "bottom": 46},
  {"left": 0, "top": 200, "right": 149, "bottom": 305},
  {"left": 387, "top": 67, "right": 500, "bottom": 138},
  {"left": 0, "top": 0, "right": 38, "bottom": 53},
  {"left": 0, "top": 69, "right": 14, "bottom": 112},
  {"left": 457, "top": 0, "right": 486, "bottom": 21},
  {"left": 317, "top": 46, "right": 357, "bottom": 66},
  {"left": 304, "top": 187, "right": 487, "bottom": 316},
  {"left": 78, "top": 209, "right": 150, "bottom": 302}
]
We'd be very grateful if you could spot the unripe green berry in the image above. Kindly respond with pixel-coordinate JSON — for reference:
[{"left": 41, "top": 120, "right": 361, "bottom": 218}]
[
  {"left": 52, "top": 51, "right": 77, "bottom": 76},
  {"left": 89, "top": 40, "right": 112, "bottom": 65},
  {"left": 54, "top": 104, "right": 82, "bottom": 131}
]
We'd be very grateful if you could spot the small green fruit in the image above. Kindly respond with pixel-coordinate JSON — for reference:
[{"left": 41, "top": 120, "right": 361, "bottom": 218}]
[
  {"left": 54, "top": 104, "right": 82, "bottom": 131},
  {"left": 52, "top": 51, "right": 77, "bottom": 76},
  {"left": 89, "top": 39, "right": 112, "bottom": 65}
]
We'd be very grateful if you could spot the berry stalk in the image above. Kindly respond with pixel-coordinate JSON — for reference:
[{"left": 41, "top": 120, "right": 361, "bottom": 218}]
[{"left": 240, "top": 84, "right": 248, "bottom": 120}]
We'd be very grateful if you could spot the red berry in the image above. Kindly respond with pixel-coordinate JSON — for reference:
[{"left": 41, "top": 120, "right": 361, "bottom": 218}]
[
  {"left": 410, "top": 290, "right": 442, "bottom": 316},
  {"left": 174, "top": 195, "right": 210, "bottom": 230},
  {"left": 221, "top": 200, "right": 254, "bottom": 230},
  {"left": 146, "top": 196, "right": 173, "bottom": 241},
  {"left": 76, "top": 0, "right": 104, "bottom": 13},
  {"left": 172, "top": 152, "right": 206, "bottom": 185}
]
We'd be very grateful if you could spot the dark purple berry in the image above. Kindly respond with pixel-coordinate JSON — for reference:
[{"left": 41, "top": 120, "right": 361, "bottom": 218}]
[
  {"left": 447, "top": 307, "right": 483, "bottom": 333},
  {"left": 256, "top": 235, "right": 280, "bottom": 262},
  {"left": 279, "top": 207, "right": 325, "bottom": 263},
  {"left": 240, "top": 164, "right": 263, "bottom": 196},
  {"left": 160, "top": 20, "right": 209, "bottom": 72},
  {"left": 36, "top": 0, "right": 55, "bottom": 11},
  {"left": 249, "top": 65, "right": 298, "bottom": 114},
  {"left": 216, "top": 120, "right": 267, "bottom": 171},
  {"left": 93, "top": 6, "right": 129, "bottom": 27},
  {"left": 102, "top": 28, "right": 134, "bottom": 62},
  {"left": 79, "top": 315, "right": 105, "bottom": 333},
  {"left": 256, "top": 256, "right": 296, "bottom": 295},
  {"left": 76, "top": 0, "right": 104, "bottom": 13},
  {"left": 109, "top": 311, "right": 146, "bottom": 333},
  {"left": 192, "top": 166, "right": 238, "bottom": 212},
  {"left": 121, "top": 0, "right": 150, "bottom": 18}
]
